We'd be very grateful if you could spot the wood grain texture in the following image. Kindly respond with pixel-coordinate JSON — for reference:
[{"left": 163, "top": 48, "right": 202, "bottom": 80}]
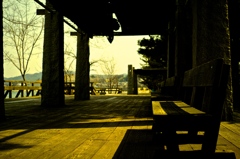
[
  {"left": 151, "top": 59, "right": 233, "bottom": 157},
  {"left": 183, "top": 59, "right": 223, "bottom": 87},
  {"left": 1, "top": 95, "right": 239, "bottom": 159}
]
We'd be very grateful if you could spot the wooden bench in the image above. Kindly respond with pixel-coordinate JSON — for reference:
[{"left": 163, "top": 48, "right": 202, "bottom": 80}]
[
  {"left": 152, "top": 59, "right": 236, "bottom": 158},
  {"left": 151, "top": 76, "right": 181, "bottom": 101}
]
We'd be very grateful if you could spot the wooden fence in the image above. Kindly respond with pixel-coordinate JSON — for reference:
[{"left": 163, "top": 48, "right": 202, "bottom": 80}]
[
  {"left": 4, "top": 81, "right": 122, "bottom": 98},
  {"left": 4, "top": 80, "right": 42, "bottom": 98}
]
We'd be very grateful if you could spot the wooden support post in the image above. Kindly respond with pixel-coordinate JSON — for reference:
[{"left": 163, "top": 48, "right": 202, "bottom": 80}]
[
  {"left": 41, "top": 0, "right": 65, "bottom": 107},
  {"left": 9, "top": 82, "right": 12, "bottom": 98},
  {"left": 69, "top": 25, "right": 91, "bottom": 100},
  {"left": 74, "top": 31, "right": 90, "bottom": 100},
  {"left": 167, "top": 21, "right": 175, "bottom": 78},
  {"left": 133, "top": 67, "right": 138, "bottom": 95},
  {"left": 128, "top": 65, "right": 134, "bottom": 94},
  {"left": 32, "top": 83, "right": 34, "bottom": 96},
  {"left": 0, "top": 0, "right": 5, "bottom": 120},
  {"left": 228, "top": 0, "right": 240, "bottom": 112},
  {"left": 192, "top": 0, "right": 232, "bottom": 120},
  {"left": 21, "top": 82, "right": 24, "bottom": 97},
  {"left": 89, "top": 82, "right": 94, "bottom": 95},
  {"left": 174, "top": 0, "right": 192, "bottom": 76},
  {"left": 192, "top": 0, "right": 230, "bottom": 65}
]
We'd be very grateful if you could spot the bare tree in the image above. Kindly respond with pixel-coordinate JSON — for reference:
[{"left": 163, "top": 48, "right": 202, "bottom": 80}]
[
  {"left": 100, "top": 57, "right": 119, "bottom": 91},
  {"left": 64, "top": 60, "right": 75, "bottom": 83},
  {"left": 3, "top": 0, "right": 44, "bottom": 81},
  {"left": 64, "top": 42, "right": 101, "bottom": 82},
  {"left": 64, "top": 43, "right": 75, "bottom": 82}
]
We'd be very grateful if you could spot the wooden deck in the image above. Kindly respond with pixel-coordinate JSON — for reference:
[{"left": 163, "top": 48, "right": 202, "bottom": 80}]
[{"left": 1, "top": 95, "right": 240, "bottom": 159}]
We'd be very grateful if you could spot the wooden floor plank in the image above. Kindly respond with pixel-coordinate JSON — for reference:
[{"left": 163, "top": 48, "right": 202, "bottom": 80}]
[
  {"left": 219, "top": 124, "right": 240, "bottom": 149},
  {"left": 92, "top": 140, "right": 120, "bottom": 159},
  {"left": 1, "top": 95, "right": 240, "bottom": 159},
  {"left": 221, "top": 122, "right": 240, "bottom": 136},
  {"left": 18, "top": 129, "right": 82, "bottom": 159},
  {"left": 64, "top": 139, "right": 106, "bottom": 159},
  {"left": 107, "top": 127, "right": 127, "bottom": 141},
  {"left": 217, "top": 134, "right": 240, "bottom": 159}
]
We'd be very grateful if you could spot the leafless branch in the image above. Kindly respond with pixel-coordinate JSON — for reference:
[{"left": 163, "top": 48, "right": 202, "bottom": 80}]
[
  {"left": 3, "top": 0, "right": 44, "bottom": 81},
  {"left": 99, "top": 57, "right": 119, "bottom": 89}
]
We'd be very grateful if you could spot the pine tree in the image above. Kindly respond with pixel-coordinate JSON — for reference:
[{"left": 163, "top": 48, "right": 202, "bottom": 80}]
[{"left": 137, "top": 35, "right": 167, "bottom": 90}]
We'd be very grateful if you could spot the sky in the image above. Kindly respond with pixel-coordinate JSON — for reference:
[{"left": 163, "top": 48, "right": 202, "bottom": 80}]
[
  {"left": 64, "top": 33, "right": 148, "bottom": 76},
  {"left": 89, "top": 35, "right": 148, "bottom": 75},
  {"left": 3, "top": 0, "right": 149, "bottom": 78},
  {"left": 4, "top": 32, "right": 148, "bottom": 78}
]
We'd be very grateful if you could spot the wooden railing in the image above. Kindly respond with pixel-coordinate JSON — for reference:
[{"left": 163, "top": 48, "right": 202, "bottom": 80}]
[
  {"left": 94, "top": 88, "right": 123, "bottom": 95},
  {"left": 4, "top": 81, "right": 123, "bottom": 98},
  {"left": 4, "top": 80, "right": 42, "bottom": 98}
]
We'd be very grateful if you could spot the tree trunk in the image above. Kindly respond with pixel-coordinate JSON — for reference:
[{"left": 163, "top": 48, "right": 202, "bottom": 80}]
[
  {"left": 74, "top": 32, "right": 90, "bottom": 100},
  {"left": 22, "top": 74, "right": 26, "bottom": 82},
  {"left": 192, "top": 0, "right": 233, "bottom": 120},
  {"left": 41, "top": 0, "right": 65, "bottom": 107},
  {"left": 0, "top": 0, "right": 5, "bottom": 120}
]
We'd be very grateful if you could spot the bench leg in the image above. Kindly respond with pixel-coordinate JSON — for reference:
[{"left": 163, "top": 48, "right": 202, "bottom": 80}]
[
  {"left": 152, "top": 122, "right": 165, "bottom": 151},
  {"left": 163, "top": 130, "right": 179, "bottom": 152}
]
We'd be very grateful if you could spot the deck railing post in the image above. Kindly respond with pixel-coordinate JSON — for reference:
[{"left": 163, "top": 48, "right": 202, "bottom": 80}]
[
  {"left": 9, "top": 81, "right": 12, "bottom": 98},
  {"left": 21, "top": 82, "right": 24, "bottom": 97}
]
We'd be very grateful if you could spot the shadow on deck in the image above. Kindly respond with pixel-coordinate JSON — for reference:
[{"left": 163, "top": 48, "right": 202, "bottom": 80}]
[{"left": 1, "top": 95, "right": 240, "bottom": 159}]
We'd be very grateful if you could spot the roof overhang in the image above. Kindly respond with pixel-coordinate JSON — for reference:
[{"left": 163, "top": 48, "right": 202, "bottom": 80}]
[{"left": 48, "top": 0, "right": 176, "bottom": 37}]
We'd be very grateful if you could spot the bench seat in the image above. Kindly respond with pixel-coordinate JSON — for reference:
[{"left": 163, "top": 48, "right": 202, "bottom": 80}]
[
  {"left": 152, "top": 101, "right": 211, "bottom": 133},
  {"left": 151, "top": 59, "right": 236, "bottom": 159}
]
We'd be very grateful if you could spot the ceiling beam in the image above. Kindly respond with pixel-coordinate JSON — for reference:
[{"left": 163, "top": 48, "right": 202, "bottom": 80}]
[
  {"left": 34, "top": 0, "right": 54, "bottom": 13},
  {"left": 35, "top": 0, "right": 82, "bottom": 34},
  {"left": 70, "top": 32, "right": 160, "bottom": 36}
]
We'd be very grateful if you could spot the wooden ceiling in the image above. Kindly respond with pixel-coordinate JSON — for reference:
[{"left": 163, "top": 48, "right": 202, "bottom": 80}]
[{"left": 48, "top": 0, "right": 176, "bottom": 37}]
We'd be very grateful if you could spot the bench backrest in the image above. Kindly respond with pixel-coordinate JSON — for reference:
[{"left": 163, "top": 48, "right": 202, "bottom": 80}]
[
  {"left": 182, "top": 58, "right": 230, "bottom": 153},
  {"left": 160, "top": 76, "right": 181, "bottom": 99},
  {"left": 182, "top": 58, "right": 229, "bottom": 115}
]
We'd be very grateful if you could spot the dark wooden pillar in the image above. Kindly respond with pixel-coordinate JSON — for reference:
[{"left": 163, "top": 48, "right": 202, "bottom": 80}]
[
  {"left": 192, "top": 0, "right": 230, "bottom": 65},
  {"left": 74, "top": 32, "right": 90, "bottom": 100},
  {"left": 228, "top": 0, "right": 240, "bottom": 112},
  {"left": 0, "top": 0, "right": 5, "bottom": 120},
  {"left": 133, "top": 67, "right": 138, "bottom": 95},
  {"left": 167, "top": 21, "right": 176, "bottom": 78},
  {"left": 41, "top": 0, "right": 65, "bottom": 107},
  {"left": 192, "top": 0, "right": 232, "bottom": 120},
  {"left": 175, "top": 0, "right": 192, "bottom": 76},
  {"left": 127, "top": 65, "right": 134, "bottom": 94}
]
